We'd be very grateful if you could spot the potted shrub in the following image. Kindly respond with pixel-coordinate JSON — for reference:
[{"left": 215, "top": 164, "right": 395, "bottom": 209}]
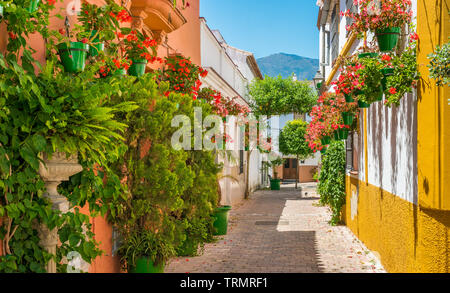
[
  {"left": 77, "top": 1, "right": 124, "bottom": 57},
  {"left": 341, "top": 0, "right": 412, "bottom": 52},
  {"left": 268, "top": 157, "right": 284, "bottom": 191},
  {"left": 383, "top": 37, "right": 420, "bottom": 106},
  {"left": 355, "top": 53, "right": 384, "bottom": 104},
  {"left": 123, "top": 30, "right": 159, "bottom": 77}
]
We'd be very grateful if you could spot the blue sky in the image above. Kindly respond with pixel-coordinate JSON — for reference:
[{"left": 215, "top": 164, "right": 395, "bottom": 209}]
[{"left": 200, "top": 0, "right": 320, "bottom": 60}]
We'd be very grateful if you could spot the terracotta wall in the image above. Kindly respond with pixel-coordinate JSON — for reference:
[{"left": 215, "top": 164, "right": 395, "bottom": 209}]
[{"left": 0, "top": 0, "right": 200, "bottom": 273}]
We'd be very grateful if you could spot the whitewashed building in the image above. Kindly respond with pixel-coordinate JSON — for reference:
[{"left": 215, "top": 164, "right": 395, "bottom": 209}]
[{"left": 200, "top": 18, "right": 264, "bottom": 206}]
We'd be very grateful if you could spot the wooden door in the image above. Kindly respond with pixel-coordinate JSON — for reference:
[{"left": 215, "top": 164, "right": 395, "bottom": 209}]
[{"left": 283, "top": 159, "right": 298, "bottom": 180}]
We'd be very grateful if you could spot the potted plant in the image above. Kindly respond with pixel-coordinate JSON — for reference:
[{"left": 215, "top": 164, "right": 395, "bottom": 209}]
[
  {"left": 341, "top": 0, "right": 412, "bottom": 52},
  {"left": 355, "top": 53, "right": 384, "bottom": 104},
  {"left": 383, "top": 36, "right": 420, "bottom": 106},
  {"left": 212, "top": 171, "right": 238, "bottom": 236},
  {"left": 77, "top": 1, "right": 124, "bottom": 57},
  {"left": 123, "top": 30, "right": 159, "bottom": 77},
  {"left": 268, "top": 157, "right": 284, "bottom": 191},
  {"left": 428, "top": 40, "right": 449, "bottom": 87}
]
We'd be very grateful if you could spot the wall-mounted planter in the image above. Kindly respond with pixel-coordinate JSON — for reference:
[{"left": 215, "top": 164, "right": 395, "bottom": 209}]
[
  {"left": 358, "top": 100, "right": 370, "bottom": 108},
  {"left": 270, "top": 179, "right": 281, "bottom": 190},
  {"left": 27, "top": 0, "right": 40, "bottom": 13},
  {"left": 129, "top": 257, "right": 164, "bottom": 273},
  {"left": 321, "top": 136, "right": 331, "bottom": 145},
  {"left": 88, "top": 30, "right": 104, "bottom": 57},
  {"left": 358, "top": 52, "right": 379, "bottom": 59},
  {"left": 58, "top": 42, "right": 89, "bottom": 73},
  {"left": 342, "top": 112, "right": 354, "bottom": 126},
  {"left": 128, "top": 59, "right": 148, "bottom": 77},
  {"left": 381, "top": 68, "right": 394, "bottom": 91},
  {"left": 213, "top": 206, "right": 232, "bottom": 235},
  {"left": 345, "top": 94, "right": 354, "bottom": 103},
  {"left": 376, "top": 27, "right": 401, "bottom": 52}
]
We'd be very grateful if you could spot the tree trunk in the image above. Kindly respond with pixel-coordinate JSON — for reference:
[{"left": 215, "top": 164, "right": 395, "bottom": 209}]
[
  {"left": 244, "top": 150, "right": 251, "bottom": 199},
  {"left": 295, "top": 155, "right": 299, "bottom": 189}
]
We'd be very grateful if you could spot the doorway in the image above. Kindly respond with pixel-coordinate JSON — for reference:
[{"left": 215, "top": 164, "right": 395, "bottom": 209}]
[{"left": 283, "top": 158, "right": 298, "bottom": 180}]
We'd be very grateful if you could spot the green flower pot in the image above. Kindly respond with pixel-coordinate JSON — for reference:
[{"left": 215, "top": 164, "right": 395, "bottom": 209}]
[
  {"left": 345, "top": 94, "right": 354, "bottom": 103},
  {"left": 88, "top": 31, "right": 104, "bottom": 57},
  {"left": 129, "top": 257, "right": 164, "bottom": 273},
  {"left": 178, "top": 237, "right": 198, "bottom": 257},
  {"left": 320, "top": 148, "right": 327, "bottom": 155},
  {"left": 342, "top": 112, "right": 354, "bottom": 126},
  {"left": 270, "top": 179, "right": 281, "bottom": 190},
  {"left": 113, "top": 68, "right": 127, "bottom": 77},
  {"left": 358, "top": 100, "right": 370, "bottom": 109},
  {"left": 27, "top": 0, "right": 40, "bottom": 13},
  {"left": 376, "top": 27, "right": 401, "bottom": 52},
  {"left": 316, "top": 82, "right": 322, "bottom": 90},
  {"left": 334, "top": 130, "right": 340, "bottom": 140},
  {"left": 321, "top": 136, "right": 331, "bottom": 145},
  {"left": 358, "top": 52, "right": 379, "bottom": 59},
  {"left": 338, "top": 128, "right": 349, "bottom": 140},
  {"left": 58, "top": 42, "right": 89, "bottom": 73},
  {"left": 381, "top": 68, "right": 394, "bottom": 91},
  {"left": 374, "top": 86, "right": 384, "bottom": 102},
  {"left": 213, "top": 206, "right": 232, "bottom": 236},
  {"left": 128, "top": 58, "right": 148, "bottom": 77}
]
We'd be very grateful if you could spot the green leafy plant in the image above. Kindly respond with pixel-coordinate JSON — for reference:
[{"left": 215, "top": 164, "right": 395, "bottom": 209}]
[
  {"left": 318, "top": 141, "right": 346, "bottom": 225},
  {"left": 428, "top": 41, "right": 450, "bottom": 87},
  {"left": 279, "top": 120, "right": 313, "bottom": 189},
  {"left": 356, "top": 55, "right": 384, "bottom": 104}
]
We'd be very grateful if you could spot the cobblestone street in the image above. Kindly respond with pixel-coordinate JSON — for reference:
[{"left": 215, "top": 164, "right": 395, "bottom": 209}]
[{"left": 166, "top": 183, "right": 386, "bottom": 273}]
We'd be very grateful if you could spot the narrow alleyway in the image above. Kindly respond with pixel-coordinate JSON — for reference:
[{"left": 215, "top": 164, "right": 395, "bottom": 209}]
[{"left": 166, "top": 183, "right": 386, "bottom": 273}]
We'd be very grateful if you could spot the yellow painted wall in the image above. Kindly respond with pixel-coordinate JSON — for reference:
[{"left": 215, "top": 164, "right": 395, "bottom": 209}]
[
  {"left": 344, "top": 176, "right": 450, "bottom": 273},
  {"left": 417, "top": 0, "right": 450, "bottom": 210}
]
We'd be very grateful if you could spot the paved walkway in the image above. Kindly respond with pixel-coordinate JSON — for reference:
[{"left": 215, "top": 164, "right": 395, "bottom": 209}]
[{"left": 166, "top": 183, "right": 386, "bottom": 273}]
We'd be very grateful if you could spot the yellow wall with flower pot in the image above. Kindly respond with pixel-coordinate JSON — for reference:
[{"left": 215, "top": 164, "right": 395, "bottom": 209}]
[{"left": 341, "top": 0, "right": 450, "bottom": 273}]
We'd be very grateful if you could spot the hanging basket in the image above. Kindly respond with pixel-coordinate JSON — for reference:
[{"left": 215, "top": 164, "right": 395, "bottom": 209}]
[
  {"left": 358, "top": 52, "right": 379, "bottom": 59},
  {"left": 58, "top": 42, "right": 89, "bottom": 73},
  {"left": 381, "top": 68, "right": 394, "bottom": 91},
  {"left": 128, "top": 59, "right": 148, "bottom": 77},
  {"left": 113, "top": 68, "right": 127, "bottom": 77},
  {"left": 342, "top": 112, "right": 354, "bottom": 126},
  {"left": 321, "top": 136, "right": 331, "bottom": 146},
  {"left": 338, "top": 128, "right": 349, "bottom": 140},
  {"left": 320, "top": 148, "right": 327, "bottom": 155},
  {"left": 376, "top": 27, "right": 401, "bottom": 52},
  {"left": 358, "top": 100, "right": 370, "bottom": 108},
  {"left": 88, "top": 30, "right": 104, "bottom": 57},
  {"left": 345, "top": 94, "right": 354, "bottom": 103},
  {"left": 27, "top": 0, "right": 40, "bottom": 13}
]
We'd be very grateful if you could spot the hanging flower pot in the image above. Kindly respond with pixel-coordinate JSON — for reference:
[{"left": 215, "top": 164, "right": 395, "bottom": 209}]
[
  {"left": 345, "top": 94, "right": 354, "bottom": 103},
  {"left": 381, "top": 68, "right": 394, "bottom": 91},
  {"left": 320, "top": 147, "right": 327, "bottom": 155},
  {"left": 342, "top": 112, "right": 354, "bottom": 126},
  {"left": 376, "top": 27, "right": 401, "bottom": 52},
  {"left": 358, "top": 52, "right": 379, "bottom": 59},
  {"left": 88, "top": 30, "right": 104, "bottom": 57},
  {"left": 58, "top": 42, "right": 89, "bottom": 73},
  {"left": 321, "top": 136, "right": 331, "bottom": 146},
  {"left": 128, "top": 58, "right": 148, "bottom": 77},
  {"left": 129, "top": 257, "right": 164, "bottom": 273},
  {"left": 27, "top": 0, "right": 40, "bottom": 13},
  {"left": 334, "top": 130, "right": 340, "bottom": 140},
  {"left": 358, "top": 100, "right": 370, "bottom": 108},
  {"left": 338, "top": 128, "right": 349, "bottom": 140},
  {"left": 112, "top": 68, "right": 127, "bottom": 77},
  {"left": 212, "top": 206, "right": 232, "bottom": 235}
]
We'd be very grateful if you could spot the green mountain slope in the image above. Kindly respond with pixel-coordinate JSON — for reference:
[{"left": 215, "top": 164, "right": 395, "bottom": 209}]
[{"left": 256, "top": 53, "right": 319, "bottom": 80}]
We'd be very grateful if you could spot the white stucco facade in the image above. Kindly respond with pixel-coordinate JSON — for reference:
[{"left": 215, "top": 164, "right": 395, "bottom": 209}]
[{"left": 200, "top": 18, "right": 264, "bottom": 206}]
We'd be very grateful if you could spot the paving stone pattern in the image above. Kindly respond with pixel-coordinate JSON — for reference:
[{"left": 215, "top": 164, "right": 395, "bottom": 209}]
[{"left": 165, "top": 183, "right": 386, "bottom": 273}]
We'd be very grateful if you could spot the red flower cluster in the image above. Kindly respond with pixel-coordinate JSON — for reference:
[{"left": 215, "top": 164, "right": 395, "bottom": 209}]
[
  {"left": 332, "top": 63, "right": 363, "bottom": 95},
  {"left": 110, "top": 9, "right": 132, "bottom": 23},
  {"left": 47, "top": 0, "right": 56, "bottom": 6},
  {"left": 341, "top": 0, "right": 412, "bottom": 35}
]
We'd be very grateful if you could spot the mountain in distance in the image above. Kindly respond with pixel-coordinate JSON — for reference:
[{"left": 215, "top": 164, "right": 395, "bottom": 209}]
[{"left": 256, "top": 53, "right": 319, "bottom": 80}]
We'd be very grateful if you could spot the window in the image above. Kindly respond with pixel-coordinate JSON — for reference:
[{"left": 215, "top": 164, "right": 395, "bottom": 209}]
[
  {"left": 330, "top": 4, "right": 339, "bottom": 65},
  {"left": 346, "top": 131, "right": 359, "bottom": 172},
  {"left": 239, "top": 149, "right": 244, "bottom": 174}
]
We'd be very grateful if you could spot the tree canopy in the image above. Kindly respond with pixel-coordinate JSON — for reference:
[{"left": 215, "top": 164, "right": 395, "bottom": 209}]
[
  {"left": 248, "top": 75, "right": 317, "bottom": 116},
  {"left": 279, "top": 119, "right": 313, "bottom": 159}
]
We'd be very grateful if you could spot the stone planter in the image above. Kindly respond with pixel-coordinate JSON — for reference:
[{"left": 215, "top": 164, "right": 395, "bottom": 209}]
[{"left": 38, "top": 152, "right": 83, "bottom": 273}]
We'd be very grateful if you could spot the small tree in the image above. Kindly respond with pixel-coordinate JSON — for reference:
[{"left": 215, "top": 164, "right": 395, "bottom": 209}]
[{"left": 279, "top": 120, "right": 313, "bottom": 189}]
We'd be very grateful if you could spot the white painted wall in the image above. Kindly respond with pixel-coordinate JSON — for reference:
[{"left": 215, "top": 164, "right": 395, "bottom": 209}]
[{"left": 318, "top": 0, "right": 418, "bottom": 204}]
